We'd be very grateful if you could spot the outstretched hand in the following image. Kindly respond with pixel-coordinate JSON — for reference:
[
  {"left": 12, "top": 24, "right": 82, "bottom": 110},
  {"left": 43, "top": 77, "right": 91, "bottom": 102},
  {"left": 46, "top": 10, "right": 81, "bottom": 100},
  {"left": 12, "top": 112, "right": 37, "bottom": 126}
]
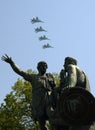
[{"left": 1, "top": 54, "right": 13, "bottom": 64}]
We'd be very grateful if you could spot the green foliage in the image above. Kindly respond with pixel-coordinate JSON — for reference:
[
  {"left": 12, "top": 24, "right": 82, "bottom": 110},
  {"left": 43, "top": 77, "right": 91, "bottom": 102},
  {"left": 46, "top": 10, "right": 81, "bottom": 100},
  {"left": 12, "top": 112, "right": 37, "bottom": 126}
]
[
  {"left": 0, "top": 78, "right": 33, "bottom": 130},
  {"left": 0, "top": 71, "right": 60, "bottom": 130},
  {"left": 52, "top": 72, "right": 60, "bottom": 86}
]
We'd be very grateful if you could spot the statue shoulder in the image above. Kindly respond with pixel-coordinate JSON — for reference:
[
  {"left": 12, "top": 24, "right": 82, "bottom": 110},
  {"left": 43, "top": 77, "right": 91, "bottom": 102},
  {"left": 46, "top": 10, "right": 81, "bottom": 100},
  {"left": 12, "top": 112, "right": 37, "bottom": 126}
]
[{"left": 46, "top": 73, "right": 54, "bottom": 79}]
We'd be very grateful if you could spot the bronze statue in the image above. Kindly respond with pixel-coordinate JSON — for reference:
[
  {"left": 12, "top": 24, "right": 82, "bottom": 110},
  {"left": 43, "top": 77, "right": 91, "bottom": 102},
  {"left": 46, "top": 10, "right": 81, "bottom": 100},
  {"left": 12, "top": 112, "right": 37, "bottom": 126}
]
[
  {"left": 60, "top": 57, "right": 90, "bottom": 91},
  {"left": 1, "top": 54, "right": 56, "bottom": 130},
  {"left": 59, "top": 57, "right": 92, "bottom": 130}
]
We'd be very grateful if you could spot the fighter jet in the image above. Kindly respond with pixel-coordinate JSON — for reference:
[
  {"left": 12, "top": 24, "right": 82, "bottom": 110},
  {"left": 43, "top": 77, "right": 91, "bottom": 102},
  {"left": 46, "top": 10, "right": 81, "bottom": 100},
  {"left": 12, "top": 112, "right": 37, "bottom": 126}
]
[
  {"left": 42, "top": 43, "right": 53, "bottom": 49},
  {"left": 31, "top": 17, "right": 44, "bottom": 24},
  {"left": 39, "top": 35, "right": 50, "bottom": 41},
  {"left": 35, "top": 26, "right": 47, "bottom": 33}
]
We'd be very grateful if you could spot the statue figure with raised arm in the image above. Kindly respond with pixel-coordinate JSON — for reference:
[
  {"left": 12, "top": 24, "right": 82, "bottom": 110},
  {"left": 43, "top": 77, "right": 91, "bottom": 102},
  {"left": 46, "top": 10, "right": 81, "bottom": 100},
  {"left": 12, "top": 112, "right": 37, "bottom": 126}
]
[{"left": 1, "top": 54, "right": 56, "bottom": 130}]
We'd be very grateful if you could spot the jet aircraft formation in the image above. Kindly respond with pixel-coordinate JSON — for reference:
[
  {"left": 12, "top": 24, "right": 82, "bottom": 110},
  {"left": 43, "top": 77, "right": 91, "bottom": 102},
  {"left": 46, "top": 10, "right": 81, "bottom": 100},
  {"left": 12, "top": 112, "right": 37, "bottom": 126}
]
[{"left": 31, "top": 17, "right": 53, "bottom": 49}]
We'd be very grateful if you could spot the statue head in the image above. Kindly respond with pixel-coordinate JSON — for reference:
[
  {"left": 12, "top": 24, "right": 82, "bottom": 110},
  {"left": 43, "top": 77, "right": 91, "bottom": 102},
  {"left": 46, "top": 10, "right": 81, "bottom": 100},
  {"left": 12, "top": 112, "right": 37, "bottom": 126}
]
[
  {"left": 64, "top": 57, "right": 77, "bottom": 69},
  {"left": 37, "top": 61, "right": 48, "bottom": 74}
]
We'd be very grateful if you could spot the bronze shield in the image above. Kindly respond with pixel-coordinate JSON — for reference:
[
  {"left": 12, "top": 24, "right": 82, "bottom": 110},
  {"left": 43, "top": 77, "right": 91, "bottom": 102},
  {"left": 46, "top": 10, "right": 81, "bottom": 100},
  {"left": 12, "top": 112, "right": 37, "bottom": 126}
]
[{"left": 57, "top": 87, "right": 95, "bottom": 125}]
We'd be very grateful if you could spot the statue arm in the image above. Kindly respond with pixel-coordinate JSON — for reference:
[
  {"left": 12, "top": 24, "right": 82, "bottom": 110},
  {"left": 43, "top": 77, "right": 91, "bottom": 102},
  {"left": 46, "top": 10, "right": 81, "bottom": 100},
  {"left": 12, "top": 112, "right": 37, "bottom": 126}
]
[
  {"left": 67, "top": 65, "right": 77, "bottom": 88},
  {"left": 1, "top": 54, "right": 32, "bottom": 81},
  {"left": 60, "top": 69, "right": 66, "bottom": 82}
]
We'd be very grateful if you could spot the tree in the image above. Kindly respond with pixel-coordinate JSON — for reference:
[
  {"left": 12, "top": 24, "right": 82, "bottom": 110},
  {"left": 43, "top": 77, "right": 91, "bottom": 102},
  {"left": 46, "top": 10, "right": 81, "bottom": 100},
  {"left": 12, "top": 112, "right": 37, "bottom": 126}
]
[
  {"left": 0, "top": 78, "right": 33, "bottom": 130},
  {"left": 0, "top": 71, "right": 60, "bottom": 130}
]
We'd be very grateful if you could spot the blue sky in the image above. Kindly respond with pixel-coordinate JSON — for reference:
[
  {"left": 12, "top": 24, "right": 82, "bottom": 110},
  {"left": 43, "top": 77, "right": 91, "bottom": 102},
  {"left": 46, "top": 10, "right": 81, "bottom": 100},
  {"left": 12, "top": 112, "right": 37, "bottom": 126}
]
[{"left": 0, "top": 0, "right": 95, "bottom": 104}]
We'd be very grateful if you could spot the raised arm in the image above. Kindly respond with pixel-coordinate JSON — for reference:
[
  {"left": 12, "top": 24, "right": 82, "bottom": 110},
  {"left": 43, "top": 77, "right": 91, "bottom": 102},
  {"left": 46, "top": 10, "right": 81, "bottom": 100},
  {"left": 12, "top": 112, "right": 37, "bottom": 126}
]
[{"left": 1, "top": 54, "right": 31, "bottom": 81}]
